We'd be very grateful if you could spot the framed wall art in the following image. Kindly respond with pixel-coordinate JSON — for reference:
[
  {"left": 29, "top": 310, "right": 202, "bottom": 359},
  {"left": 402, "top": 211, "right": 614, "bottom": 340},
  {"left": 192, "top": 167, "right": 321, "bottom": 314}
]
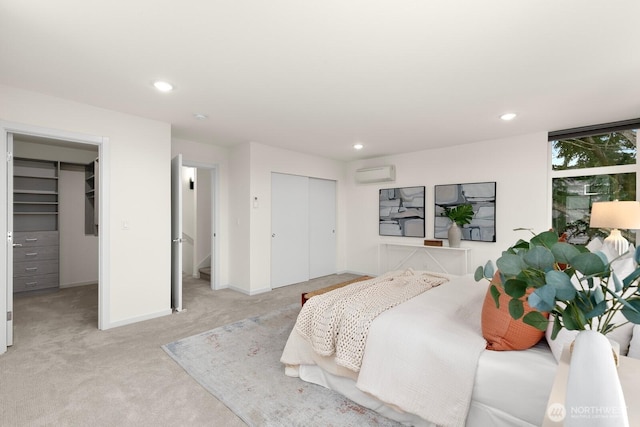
[
  {"left": 434, "top": 182, "right": 496, "bottom": 242},
  {"left": 379, "top": 186, "right": 425, "bottom": 237}
]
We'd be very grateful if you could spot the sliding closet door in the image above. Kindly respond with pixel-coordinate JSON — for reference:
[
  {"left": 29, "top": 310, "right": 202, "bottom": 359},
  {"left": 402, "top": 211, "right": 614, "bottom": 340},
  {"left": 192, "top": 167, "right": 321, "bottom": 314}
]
[
  {"left": 309, "top": 178, "right": 336, "bottom": 279},
  {"left": 271, "top": 173, "right": 309, "bottom": 288}
]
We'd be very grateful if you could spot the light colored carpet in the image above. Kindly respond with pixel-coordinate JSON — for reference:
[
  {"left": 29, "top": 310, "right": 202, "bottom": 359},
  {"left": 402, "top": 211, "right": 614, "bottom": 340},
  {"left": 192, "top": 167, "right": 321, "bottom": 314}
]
[
  {"left": 0, "top": 273, "right": 363, "bottom": 426},
  {"left": 163, "top": 303, "right": 402, "bottom": 427}
]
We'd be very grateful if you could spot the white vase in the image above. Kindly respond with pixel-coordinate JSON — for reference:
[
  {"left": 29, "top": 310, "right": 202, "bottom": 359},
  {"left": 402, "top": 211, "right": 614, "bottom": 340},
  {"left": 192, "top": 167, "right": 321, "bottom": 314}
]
[
  {"left": 448, "top": 223, "right": 462, "bottom": 248},
  {"left": 570, "top": 333, "right": 620, "bottom": 367},
  {"left": 565, "top": 330, "right": 628, "bottom": 426}
]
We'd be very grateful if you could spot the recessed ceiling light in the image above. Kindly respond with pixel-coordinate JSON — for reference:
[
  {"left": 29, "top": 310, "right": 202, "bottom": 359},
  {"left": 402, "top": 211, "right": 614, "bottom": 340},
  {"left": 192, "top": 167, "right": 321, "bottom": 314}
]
[
  {"left": 353, "top": 143, "right": 364, "bottom": 150},
  {"left": 193, "top": 113, "right": 208, "bottom": 120},
  {"left": 153, "top": 81, "right": 174, "bottom": 92},
  {"left": 500, "top": 112, "right": 517, "bottom": 121}
]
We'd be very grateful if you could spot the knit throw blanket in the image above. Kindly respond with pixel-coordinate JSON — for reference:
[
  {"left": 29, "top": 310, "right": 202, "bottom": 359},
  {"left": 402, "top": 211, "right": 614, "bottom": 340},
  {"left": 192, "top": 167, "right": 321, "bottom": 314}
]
[{"left": 294, "top": 269, "right": 449, "bottom": 372}]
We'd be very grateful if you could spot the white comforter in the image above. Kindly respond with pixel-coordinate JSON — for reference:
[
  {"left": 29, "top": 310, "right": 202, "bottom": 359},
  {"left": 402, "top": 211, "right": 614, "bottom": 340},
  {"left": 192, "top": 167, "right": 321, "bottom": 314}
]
[
  {"left": 282, "top": 274, "right": 489, "bottom": 427},
  {"left": 356, "top": 275, "right": 488, "bottom": 427}
]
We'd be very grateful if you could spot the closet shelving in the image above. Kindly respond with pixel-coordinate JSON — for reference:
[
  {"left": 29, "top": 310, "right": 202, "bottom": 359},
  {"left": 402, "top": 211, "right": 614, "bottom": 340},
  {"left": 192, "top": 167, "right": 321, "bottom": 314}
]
[
  {"left": 13, "top": 158, "right": 59, "bottom": 232},
  {"left": 84, "top": 158, "right": 98, "bottom": 235},
  {"left": 13, "top": 158, "right": 60, "bottom": 293}
]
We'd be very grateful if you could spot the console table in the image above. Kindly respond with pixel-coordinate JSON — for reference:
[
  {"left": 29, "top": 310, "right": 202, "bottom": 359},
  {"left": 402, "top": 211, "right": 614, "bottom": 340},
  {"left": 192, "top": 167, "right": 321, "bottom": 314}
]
[{"left": 378, "top": 243, "right": 470, "bottom": 276}]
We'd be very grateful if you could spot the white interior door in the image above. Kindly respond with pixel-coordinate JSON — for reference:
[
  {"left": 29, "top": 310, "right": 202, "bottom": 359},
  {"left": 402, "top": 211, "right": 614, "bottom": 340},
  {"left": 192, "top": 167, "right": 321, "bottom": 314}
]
[
  {"left": 271, "top": 173, "right": 309, "bottom": 288},
  {"left": 309, "top": 178, "right": 336, "bottom": 279},
  {"left": 171, "top": 154, "right": 183, "bottom": 311}
]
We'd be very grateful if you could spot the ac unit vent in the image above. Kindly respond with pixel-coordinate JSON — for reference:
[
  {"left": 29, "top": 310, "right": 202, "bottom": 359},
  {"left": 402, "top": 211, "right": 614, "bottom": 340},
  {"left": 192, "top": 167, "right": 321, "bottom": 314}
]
[{"left": 354, "top": 165, "right": 395, "bottom": 183}]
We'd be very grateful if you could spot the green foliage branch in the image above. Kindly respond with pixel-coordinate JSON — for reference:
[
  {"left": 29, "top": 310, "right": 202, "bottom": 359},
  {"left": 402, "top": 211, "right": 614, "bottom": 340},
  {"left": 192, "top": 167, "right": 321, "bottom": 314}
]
[{"left": 474, "top": 229, "right": 640, "bottom": 339}]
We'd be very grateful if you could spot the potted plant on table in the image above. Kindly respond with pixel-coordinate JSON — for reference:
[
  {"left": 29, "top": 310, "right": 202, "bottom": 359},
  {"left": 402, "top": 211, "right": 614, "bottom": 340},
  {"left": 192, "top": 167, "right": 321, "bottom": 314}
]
[
  {"left": 474, "top": 229, "right": 640, "bottom": 341},
  {"left": 442, "top": 204, "right": 474, "bottom": 248}
]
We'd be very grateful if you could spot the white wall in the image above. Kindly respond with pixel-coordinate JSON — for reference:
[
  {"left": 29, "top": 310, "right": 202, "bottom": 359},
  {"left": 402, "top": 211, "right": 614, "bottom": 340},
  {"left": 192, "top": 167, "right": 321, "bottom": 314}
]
[
  {"left": 182, "top": 167, "right": 196, "bottom": 276},
  {"left": 196, "top": 168, "right": 212, "bottom": 270},
  {"left": 0, "top": 84, "right": 172, "bottom": 328},
  {"left": 178, "top": 128, "right": 551, "bottom": 295},
  {"left": 173, "top": 140, "right": 347, "bottom": 294},
  {"left": 161, "top": 127, "right": 549, "bottom": 299},
  {"left": 345, "top": 132, "right": 550, "bottom": 275},
  {"left": 228, "top": 142, "right": 252, "bottom": 293}
]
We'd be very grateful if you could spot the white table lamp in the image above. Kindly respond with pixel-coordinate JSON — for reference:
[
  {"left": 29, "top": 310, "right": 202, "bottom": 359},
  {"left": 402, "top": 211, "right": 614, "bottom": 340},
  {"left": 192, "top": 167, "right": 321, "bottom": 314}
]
[{"left": 590, "top": 200, "right": 640, "bottom": 255}]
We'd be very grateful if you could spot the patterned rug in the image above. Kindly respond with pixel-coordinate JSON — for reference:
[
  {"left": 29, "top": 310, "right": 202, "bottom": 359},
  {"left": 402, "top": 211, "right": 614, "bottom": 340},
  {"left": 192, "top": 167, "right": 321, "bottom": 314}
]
[{"left": 162, "top": 303, "right": 401, "bottom": 427}]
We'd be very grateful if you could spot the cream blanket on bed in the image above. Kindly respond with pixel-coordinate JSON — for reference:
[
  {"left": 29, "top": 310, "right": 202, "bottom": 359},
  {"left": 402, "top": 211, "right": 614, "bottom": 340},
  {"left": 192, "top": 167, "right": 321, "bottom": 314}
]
[{"left": 295, "top": 269, "right": 449, "bottom": 372}]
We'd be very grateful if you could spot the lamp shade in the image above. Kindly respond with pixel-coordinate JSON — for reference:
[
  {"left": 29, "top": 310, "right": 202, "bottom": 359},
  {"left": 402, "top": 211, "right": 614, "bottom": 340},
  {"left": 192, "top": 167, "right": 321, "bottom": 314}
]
[{"left": 590, "top": 200, "right": 640, "bottom": 230}]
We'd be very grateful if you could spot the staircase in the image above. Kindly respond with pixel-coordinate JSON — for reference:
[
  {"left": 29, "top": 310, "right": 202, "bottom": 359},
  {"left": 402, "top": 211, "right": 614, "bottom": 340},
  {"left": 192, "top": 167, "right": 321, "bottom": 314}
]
[{"left": 199, "top": 267, "right": 211, "bottom": 281}]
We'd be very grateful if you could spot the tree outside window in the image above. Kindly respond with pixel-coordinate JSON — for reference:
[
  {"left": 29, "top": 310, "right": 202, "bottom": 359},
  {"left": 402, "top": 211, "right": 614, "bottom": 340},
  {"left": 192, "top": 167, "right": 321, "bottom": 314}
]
[{"left": 551, "top": 126, "right": 638, "bottom": 245}]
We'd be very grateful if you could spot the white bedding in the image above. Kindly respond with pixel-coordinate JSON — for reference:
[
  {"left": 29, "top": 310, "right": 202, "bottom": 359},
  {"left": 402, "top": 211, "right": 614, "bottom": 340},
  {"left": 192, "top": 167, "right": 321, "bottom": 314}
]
[
  {"left": 297, "top": 340, "right": 556, "bottom": 427},
  {"left": 355, "top": 275, "right": 487, "bottom": 426},
  {"left": 281, "top": 274, "right": 558, "bottom": 426}
]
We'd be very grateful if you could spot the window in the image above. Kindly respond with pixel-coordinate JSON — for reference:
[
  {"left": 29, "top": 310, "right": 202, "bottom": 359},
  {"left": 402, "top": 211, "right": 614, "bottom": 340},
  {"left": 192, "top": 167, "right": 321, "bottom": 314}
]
[{"left": 550, "top": 120, "right": 639, "bottom": 245}]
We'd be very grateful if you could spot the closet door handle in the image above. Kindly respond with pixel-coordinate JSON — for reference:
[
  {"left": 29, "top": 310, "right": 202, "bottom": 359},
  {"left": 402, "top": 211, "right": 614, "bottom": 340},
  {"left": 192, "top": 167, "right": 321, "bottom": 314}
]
[
  {"left": 25, "top": 267, "right": 38, "bottom": 271},
  {"left": 26, "top": 252, "right": 38, "bottom": 257},
  {"left": 25, "top": 238, "right": 38, "bottom": 242},
  {"left": 13, "top": 243, "right": 22, "bottom": 247}
]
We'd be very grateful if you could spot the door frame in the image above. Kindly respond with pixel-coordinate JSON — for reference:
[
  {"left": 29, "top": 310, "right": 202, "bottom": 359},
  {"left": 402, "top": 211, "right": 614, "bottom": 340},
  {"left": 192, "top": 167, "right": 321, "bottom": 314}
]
[
  {"left": 171, "top": 154, "right": 184, "bottom": 312},
  {"left": 182, "top": 160, "right": 220, "bottom": 290},
  {"left": 0, "top": 121, "right": 109, "bottom": 354}
]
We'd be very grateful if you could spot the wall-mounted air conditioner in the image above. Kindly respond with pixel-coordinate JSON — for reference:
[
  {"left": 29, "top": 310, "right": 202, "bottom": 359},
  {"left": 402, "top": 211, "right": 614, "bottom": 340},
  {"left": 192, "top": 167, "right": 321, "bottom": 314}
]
[{"left": 354, "top": 165, "right": 396, "bottom": 183}]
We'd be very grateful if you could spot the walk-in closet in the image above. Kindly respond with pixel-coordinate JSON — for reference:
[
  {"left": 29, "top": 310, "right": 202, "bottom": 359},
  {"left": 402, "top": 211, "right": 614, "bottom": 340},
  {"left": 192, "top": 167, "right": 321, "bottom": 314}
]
[{"left": 12, "top": 136, "right": 99, "bottom": 296}]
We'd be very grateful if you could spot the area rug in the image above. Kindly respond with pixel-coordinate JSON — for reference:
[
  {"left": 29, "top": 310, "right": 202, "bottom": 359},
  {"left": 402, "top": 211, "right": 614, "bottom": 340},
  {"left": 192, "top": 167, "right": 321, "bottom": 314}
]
[{"left": 162, "top": 303, "right": 402, "bottom": 427}]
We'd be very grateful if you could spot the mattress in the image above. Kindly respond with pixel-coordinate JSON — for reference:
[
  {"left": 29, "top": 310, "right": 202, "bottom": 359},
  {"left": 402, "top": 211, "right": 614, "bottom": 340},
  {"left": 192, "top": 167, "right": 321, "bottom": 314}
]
[{"left": 293, "top": 341, "right": 556, "bottom": 427}]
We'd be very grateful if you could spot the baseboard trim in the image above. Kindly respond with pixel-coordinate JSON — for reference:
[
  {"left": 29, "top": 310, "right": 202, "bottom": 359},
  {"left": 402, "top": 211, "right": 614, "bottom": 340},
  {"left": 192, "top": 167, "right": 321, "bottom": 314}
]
[
  {"left": 226, "top": 284, "right": 271, "bottom": 296},
  {"left": 59, "top": 281, "right": 98, "bottom": 289},
  {"left": 106, "top": 308, "right": 173, "bottom": 329},
  {"left": 248, "top": 286, "right": 272, "bottom": 296}
]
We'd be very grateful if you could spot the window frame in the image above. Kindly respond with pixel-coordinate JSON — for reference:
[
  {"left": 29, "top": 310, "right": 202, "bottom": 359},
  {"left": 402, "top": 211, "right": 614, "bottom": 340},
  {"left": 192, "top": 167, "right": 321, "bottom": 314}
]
[{"left": 548, "top": 119, "right": 640, "bottom": 244}]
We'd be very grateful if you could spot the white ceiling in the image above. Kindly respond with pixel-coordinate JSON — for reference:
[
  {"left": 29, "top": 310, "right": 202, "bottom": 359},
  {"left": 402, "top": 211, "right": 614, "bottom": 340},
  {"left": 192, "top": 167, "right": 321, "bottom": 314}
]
[{"left": 1, "top": 0, "right": 639, "bottom": 161}]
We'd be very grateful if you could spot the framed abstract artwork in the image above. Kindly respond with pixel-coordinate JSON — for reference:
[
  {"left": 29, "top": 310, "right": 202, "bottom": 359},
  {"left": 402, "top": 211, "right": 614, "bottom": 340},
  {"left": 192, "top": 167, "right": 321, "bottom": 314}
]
[
  {"left": 434, "top": 182, "right": 496, "bottom": 242},
  {"left": 379, "top": 186, "right": 425, "bottom": 237}
]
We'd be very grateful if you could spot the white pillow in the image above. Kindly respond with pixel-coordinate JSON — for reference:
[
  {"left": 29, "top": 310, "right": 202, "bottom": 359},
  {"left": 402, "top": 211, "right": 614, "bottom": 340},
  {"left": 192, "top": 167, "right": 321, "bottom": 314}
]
[{"left": 628, "top": 325, "right": 640, "bottom": 359}]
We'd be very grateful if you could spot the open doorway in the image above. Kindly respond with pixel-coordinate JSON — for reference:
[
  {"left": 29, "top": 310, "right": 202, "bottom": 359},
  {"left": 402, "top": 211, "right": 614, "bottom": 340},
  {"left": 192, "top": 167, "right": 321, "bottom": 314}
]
[
  {"left": 181, "top": 167, "right": 212, "bottom": 281},
  {"left": 171, "top": 156, "right": 219, "bottom": 314},
  {"left": 1, "top": 122, "right": 108, "bottom": 354},
  {"left": 182, "top": 161, "right": 219, "bottom": 290}
]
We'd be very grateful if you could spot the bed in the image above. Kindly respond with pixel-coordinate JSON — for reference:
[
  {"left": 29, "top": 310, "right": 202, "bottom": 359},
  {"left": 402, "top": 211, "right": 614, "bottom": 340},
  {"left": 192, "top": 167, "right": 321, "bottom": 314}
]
[{"left": 280, "top": 270, "right": 559, "bottom": 427}]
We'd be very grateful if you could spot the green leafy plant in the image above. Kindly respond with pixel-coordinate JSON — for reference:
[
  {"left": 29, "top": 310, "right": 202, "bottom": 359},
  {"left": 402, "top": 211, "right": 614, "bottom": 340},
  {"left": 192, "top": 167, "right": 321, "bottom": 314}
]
[
  {"left": 474, "top": 229, "right": 640, "bottom": 339},
  {"left": 443, "top": 204, "right": 474, "bottom": 226}
]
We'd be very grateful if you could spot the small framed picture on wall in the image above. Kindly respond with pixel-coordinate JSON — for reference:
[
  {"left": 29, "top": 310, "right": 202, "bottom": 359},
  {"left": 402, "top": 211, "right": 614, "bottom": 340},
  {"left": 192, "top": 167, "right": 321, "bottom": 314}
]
[
  {"left": 379, "top": 186, "right": 425, "bottom": 237},
  {"left": 434, "top": 182, "right": 496, "bottom": 242}
]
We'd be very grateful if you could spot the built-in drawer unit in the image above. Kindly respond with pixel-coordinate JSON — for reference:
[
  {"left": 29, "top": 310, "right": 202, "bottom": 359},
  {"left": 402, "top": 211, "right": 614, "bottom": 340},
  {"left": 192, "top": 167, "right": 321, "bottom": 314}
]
[
  {"left": 13, "top": 259, "right": 59, "bottom": 277},
  {"left": 13, "top": 231, "right": 59, "bottom": 247},
  {"left": 13, "top": 273, "right": 59, "bottom": 293},
  {"left": 13, "top": 230, "right": 59, "bottom": 293},
  {"left": 13, "top": 245, "right": 59, "bottom": 262}
]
